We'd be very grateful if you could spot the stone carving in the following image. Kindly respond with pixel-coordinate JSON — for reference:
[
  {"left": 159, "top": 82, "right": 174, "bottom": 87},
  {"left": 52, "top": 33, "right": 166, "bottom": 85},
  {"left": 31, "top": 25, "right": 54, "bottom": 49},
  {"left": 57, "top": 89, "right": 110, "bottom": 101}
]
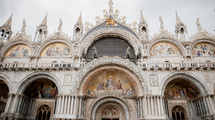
[
  {"left": 125, "top": 47, "right": 130, "bottom": 59},
  {"left": 203, "top": 72, "right": 211, "bottom": 83},
  {"left": 190, "top": 30, "right": 215, "bottom": 41},
  {"left": 21, "top": 19, "right": 26, "bottom": 34},
  {"left": 106, "top": 18, "right": 117, "bottom": 27},
  {"left": 58, "top": 18, "right": 63, "bottom": 32},
  {"left": 159, "top": 16, "right": 164, "bottom": 30},
  {"left": 74, "top": 42, "right": 79, "bottom": 55},
  {"left": 92, "top": 46, "right": 98, "bottom": 59},
  {"left": 137, "top": 48, "right": 142, "bottom": 59},
  {"left": 196, "top": 18, "right": 202, "bottom": 32},
  {"left": 64, "top": 74, "right": 72, "bottom": 86},
  {"left": 149, "top": 74, "right": 158, "bottom": 87}
]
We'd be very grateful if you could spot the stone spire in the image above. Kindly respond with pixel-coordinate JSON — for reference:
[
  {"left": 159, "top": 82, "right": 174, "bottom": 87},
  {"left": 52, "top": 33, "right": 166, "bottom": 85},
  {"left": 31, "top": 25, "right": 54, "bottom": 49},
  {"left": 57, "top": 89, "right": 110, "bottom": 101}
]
[
  {"left": 196, "top": 18, "right": 202, "bottom": 32},
  {"left": 77, "top": 12, "right": 83, "bottom": 25},
  {"left": 0, "top": 14, "right": 13, "bottom": 41},
  {"left": 138, "top": 10, "right": 148, "bottom": 41},
  {"left": 175, "top": 11, "right": 188, "bottom": 41},
  {"left": 109, "top": 0, "right": 113, "bottom": 16},
  {"left": 140, "top": 10, "right": 146, "bottom": 24},
  {"left": 73, "top": 12, "right": 83, "bottom": 41},
  {"left": 34, "top": 14, "right": 48, "bottom": 42}
]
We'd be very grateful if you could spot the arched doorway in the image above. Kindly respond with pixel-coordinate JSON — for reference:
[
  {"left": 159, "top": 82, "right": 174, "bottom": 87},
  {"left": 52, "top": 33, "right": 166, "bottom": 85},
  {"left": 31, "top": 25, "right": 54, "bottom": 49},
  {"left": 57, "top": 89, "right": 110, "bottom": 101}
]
[
  {"left": 0, "top": 80, "right": 9, "bottom": 116},
  {"left": 164, "top": 78, "right": 202, "bottom": 119},
  {"left": 172, "top": 106, "right": 187, "bottom": 120},
  {"left": 18, "top": 78, "right": 58, "bottom": 119},
  {"left": 35, "top": 105, "right": 51, "bottom": 120}
]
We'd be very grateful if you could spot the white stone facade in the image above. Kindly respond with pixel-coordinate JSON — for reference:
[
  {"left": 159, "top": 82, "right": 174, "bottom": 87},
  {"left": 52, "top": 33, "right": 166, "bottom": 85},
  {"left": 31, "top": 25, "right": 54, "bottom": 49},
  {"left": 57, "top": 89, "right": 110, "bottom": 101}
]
[{"left": 0, "top": 1, "right": 215, "bottom": 120}]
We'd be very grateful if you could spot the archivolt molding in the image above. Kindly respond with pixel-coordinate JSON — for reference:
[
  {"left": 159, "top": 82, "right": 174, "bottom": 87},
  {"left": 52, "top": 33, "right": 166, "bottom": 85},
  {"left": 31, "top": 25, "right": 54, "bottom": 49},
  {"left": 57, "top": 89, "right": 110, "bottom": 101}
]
[
  {"left": 147, "top": 38, "right": 187, "bottom": 57},
  {"left": 72, "top": 57, "right": 150, "bottom": 95},
  {"left": 81, "top": 28, "right": 141, "bottom": 55},
  {"left": 35, "top": 39, "right": 73, "bottom": 56},
  {"left": 16, "top": 72, "right": 62, "bottom": 94},
  {"left": 160, "top": 71, "right": 208, "bottom": 95},
  {"left": 87, "top": 93, "right": 133, "bottom": 120}
]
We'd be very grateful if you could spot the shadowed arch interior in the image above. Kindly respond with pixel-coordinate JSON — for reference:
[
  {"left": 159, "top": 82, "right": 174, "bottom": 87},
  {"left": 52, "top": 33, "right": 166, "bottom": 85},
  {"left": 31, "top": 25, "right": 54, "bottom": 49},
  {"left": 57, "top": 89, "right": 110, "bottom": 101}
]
[{"left": 0, "top": 80, "right": 9, "bottom": 116}]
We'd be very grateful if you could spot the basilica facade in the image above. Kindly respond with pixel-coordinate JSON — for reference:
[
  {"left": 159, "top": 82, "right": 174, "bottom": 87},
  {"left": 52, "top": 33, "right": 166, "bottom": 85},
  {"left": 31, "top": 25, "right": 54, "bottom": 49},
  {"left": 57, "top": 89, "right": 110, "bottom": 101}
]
[{"left": 0, "top": 1, "right": 215, "bottom": 120}]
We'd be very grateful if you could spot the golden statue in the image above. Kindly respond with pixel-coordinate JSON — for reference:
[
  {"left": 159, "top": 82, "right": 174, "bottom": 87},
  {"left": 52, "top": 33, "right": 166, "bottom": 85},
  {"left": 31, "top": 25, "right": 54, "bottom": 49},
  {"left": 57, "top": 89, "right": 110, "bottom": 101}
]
[{"left": 106, "top": 18, "right": 118, "bottom": 27}]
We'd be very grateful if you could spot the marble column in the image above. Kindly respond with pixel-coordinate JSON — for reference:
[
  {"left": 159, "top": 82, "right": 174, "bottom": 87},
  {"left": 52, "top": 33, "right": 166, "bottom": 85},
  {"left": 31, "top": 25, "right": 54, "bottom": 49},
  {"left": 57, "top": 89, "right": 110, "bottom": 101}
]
[
  {"left": 70, "top": 96, "right": 74, "bottom": 115},
  {"left": 67, "top": 96, "right": 71, "bottom": 114},
  {"left": 4, "top": 94, "right": 12, "bottom": 113}
]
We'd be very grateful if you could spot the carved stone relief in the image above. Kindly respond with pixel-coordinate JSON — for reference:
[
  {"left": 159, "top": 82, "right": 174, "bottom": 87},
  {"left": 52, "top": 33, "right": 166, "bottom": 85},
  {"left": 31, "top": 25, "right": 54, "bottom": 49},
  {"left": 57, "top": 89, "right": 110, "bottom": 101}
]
[{"left": 149, "top": 74, "right": 158, "bottom": 87}]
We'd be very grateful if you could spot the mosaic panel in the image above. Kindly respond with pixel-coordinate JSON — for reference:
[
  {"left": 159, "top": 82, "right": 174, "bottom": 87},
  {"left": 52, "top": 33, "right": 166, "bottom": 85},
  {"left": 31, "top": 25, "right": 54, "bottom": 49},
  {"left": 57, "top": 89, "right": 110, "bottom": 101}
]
[
  {"left": 84, "top": 70, "right": 136, "bottom": 97},
  {"left": 41, "top": 43, "right": 71, "bottom": 57},
  {"left": 150, "top": 42, "right": 181, "bottom": 56},
  {"left": 5, "top": 45, "right": 30, "bottom": 57},
  {"left": 192, "top": 43, "right": 215, "bottom": 56}
]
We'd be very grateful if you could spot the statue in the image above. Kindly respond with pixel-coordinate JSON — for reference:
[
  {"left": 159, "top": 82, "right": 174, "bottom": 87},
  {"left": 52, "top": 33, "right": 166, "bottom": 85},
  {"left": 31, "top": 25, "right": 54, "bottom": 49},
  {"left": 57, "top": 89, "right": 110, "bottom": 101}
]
[
  {"left": 109, "top": 0, "right": 113, "bottom": 15},
  {"left": 82, "top": 48, "right": 86, "bottom": 58},
  {"left": 58, "top": 18, "right": 63, "bottom": 32},
  {"left": 103, "top": 10, "right": 109, "bottom": 19},
  {"left": 92, "top": 47, "right": 98, "bottom": 59},
  {"left": 196, "top": 18, "right": 202, "bottom": 32},
  {"left": 21, "top": 19, "right": 26, "bottom": 33},
  {"left": 159, "top": 16, "right": 164, "bottom": 30},
  {"left": 125, "top": 47, "right": 130, "bottom": 59},
  {"left": 137, "top": 48, "right": 142, "bottom": 59},
  {"left": 74, "top": 43, "right": 79, "bottom": 55}
]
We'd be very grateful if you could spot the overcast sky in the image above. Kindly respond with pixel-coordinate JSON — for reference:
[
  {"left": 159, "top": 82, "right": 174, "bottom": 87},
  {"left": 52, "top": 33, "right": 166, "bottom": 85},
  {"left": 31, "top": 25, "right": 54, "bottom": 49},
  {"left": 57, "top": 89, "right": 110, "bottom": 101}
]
[{"left": 0, "top": 0, "right": 215, "bottom": 38}]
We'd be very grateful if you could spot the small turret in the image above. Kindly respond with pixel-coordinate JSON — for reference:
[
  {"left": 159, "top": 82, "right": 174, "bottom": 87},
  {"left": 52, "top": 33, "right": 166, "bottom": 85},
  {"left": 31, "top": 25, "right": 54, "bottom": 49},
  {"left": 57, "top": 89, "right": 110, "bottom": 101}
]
[
  {"left": 0, "top": 14, "right": 13, "bottom": 42},
  {"left": 138, "top": 10, "right": 148, "bottom": 41},
  {"left": 73, "top": 12, "right": 83, "bottom": 41},
  {"left": 175, "top": 11, "right": 188, "bottom": 41},
  {"left": 34, "top": 14, "right": 48, "bottom": 42}
]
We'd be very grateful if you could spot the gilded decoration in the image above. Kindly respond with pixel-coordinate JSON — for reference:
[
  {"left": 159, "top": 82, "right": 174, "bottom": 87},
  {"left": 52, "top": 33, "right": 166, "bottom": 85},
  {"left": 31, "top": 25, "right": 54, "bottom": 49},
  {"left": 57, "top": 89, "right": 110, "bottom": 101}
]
[
  {"left": 5, "top": 45, "right": 30, "bottom": 57},
  {"left": 41, "top": 43, "right": 71, "bottom": 57},
  {"left": 192, "top": 43, "right": 215, "bottom": 56},
  {"left": 84, "top": 69, "right": 136, "bottom": 97},
  {"left": 150, "top": 42, "right": 181, "bottom": 56}
]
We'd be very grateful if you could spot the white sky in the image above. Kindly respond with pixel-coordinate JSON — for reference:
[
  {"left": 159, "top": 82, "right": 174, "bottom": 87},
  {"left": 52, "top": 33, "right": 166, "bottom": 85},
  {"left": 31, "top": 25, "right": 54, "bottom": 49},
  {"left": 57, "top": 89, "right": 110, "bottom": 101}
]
[{"left": 0, "top": 0, "right": 215, "bottom": 38}]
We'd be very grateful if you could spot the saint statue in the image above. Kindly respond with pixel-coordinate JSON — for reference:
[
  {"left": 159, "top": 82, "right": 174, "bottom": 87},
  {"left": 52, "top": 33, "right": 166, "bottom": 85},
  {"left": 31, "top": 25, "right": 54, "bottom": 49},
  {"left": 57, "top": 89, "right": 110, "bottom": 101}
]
[
  {"left": 159, "top": 16, "right": 164, "bottom": 30},
  {"left": 58, "top": 18, "right": 63, "bottom": 32},
  {"left": 125, "top": 47, "right": 130, "bottom": 59},
  {"left": 196, "top": 18, "right": 202, "bottom": 32},
  {"left": 21, "top": 19, "right": 26, "bottom": 33},
  {"left": 109, "top": 0, "right": 113, "bottom": 15},
  {"left": 93, "top": 46, "right": 98, "bottom": 59}
]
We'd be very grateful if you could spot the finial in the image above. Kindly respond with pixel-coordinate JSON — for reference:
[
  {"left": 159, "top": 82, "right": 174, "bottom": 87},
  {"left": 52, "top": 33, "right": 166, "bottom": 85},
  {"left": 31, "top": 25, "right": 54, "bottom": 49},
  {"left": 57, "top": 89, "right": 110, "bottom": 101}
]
[
  {"left": 109, "top": 0, "right": 113, "bottom": 15},
  {"left": 196, "top": 18, "right": 202, "bottom": 32}
]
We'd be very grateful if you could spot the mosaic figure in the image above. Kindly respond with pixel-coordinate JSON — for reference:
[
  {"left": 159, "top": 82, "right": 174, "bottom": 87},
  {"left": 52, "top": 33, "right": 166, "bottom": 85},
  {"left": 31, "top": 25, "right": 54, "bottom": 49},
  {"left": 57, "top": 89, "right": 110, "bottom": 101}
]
[
  {"left": 41, "top": 43, "right": 71, "bottom": 57},
  {"left": 85, "top": 70, "right": 136, "bottom": 96},
  {"left": 150, "top": 42, "right": 181, "bottom": 56},
  {"left": 5, "top": 45, "right": 30, "bottom": 57},
  {"left": 192, "top": 43, "right": 215, "bottom": 56}
]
